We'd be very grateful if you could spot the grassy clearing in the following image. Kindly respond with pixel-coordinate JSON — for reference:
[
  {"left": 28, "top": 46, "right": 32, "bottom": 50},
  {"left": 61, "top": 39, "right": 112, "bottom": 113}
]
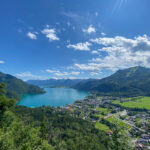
[
  {"left": 96, "top": 96, "right": 103, "bottom": 99},
  {"left": 113, "top": 97, "right": 150, "bottom": 110},
  {"left": 96, "top": 107, "right": 110, "bottom": 115},
  {"left": 93, "top": 114, "right": 104, "bottom": 119},
  {"left": 106, "top": 117, "right": 130, "bottom": 129},
  {"left": 95, "top": 122, "right": 110, "bottom": 132}
]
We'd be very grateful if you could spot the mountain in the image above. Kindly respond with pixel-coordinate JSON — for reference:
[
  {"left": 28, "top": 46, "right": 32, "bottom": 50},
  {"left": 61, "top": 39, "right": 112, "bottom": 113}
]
[
  {"left": 27, "top": 79, "right": 95, "bottom": 88},
  {"left": 74, "top": 66, "right": 150, "bottom": 97},
  {"left": 0, "top": 72, "right": 45, "bottom": 101}
]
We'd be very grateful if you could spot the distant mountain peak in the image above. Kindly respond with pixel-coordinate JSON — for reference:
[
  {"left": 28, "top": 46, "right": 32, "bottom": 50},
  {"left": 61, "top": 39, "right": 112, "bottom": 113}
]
[{"left": 74, "top": 66, "right": 150, "bottom": 97}]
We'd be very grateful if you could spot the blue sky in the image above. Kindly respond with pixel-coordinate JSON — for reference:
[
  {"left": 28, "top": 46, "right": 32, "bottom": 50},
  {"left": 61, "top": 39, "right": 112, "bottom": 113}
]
[{"left": 1, "top": 0, "right": 150, "bottom": 80}]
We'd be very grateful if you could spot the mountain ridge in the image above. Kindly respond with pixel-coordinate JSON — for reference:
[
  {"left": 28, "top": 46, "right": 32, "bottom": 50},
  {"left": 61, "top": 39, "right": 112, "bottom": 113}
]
[
  {"left": 0, "top": 72, "right": 45, "bottom": 101},
  {"left": 27, "top": 66, "right": 150, "bottom": 97},
  {"left": 27, "top": 78, "right": 96, "bottom": 88},
  {"left": 74, "top": 66, "right": 150, "bottom": 97}
]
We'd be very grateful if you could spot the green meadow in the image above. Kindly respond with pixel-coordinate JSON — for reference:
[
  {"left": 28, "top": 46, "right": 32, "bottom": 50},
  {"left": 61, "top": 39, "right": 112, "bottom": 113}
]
[
  {"left": 95, "top": 122, "right": 110, "bottom": 132},
  {"left": 113, "top": 97, "right": 150, "bottom": 110},
  {"left": 106, "top": 117, "right": 130, "bottom": 129},
  {"left": 93, "top": 114, "right": 104, "bottom": 119},
  {"left": 96, "top": 107, "right": 110, "bottom": 115}
]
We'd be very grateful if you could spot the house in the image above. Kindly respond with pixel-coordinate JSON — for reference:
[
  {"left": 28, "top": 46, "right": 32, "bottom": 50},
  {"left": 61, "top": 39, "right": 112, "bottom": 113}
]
[
  {"left": 136, "top": 143, "right": 145, "bottom": 149},
  {"left": 120, "top": 110, "right": 127, "bottom": 116},
  {"left": 141, "top": 134, "right": 150, "bottom": 140}
]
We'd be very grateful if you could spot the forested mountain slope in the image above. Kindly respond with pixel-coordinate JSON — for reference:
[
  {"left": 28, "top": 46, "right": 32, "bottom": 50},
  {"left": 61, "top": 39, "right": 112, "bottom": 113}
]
[
  {"left": 0, "top": 83, "right": 133, "bottom": 150},
  {"left": 74, "top": 66, "right": 150, "bottom": 96},
  {"left": 0, "top": 72, "right": 45, "bottom": 101}
]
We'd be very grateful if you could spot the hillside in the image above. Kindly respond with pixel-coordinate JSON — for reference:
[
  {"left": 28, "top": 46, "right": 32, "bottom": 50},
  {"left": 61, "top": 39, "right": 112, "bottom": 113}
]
[
  {"left": 27, "top": 78, "right": 95, "bottom": 88},
  {"left": 0, "top": 72, "right": 45, "bottom": 100},
  {"left": 0, "top": 83, "right": 132, "bottom": 150},
  {"left": 74, "top": 66, "right": 150, "bottom": 97}
]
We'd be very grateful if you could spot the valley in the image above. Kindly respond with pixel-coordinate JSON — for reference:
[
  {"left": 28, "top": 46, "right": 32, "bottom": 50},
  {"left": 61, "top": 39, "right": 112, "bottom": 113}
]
[
  {"left": 1, "top": 66, "right": 150, "bottom": 150},
  {"left": 60, "top": 95, "right": 150, "bottom": 149},
  {"left": 1, "top": 1, "right": 150, "bottom": 149}
]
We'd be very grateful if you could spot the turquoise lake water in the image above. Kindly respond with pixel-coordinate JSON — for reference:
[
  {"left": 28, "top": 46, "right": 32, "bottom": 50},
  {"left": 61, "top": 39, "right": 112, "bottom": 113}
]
[{"left": 18, "top": 88, "right": 89, "bottom": 108}]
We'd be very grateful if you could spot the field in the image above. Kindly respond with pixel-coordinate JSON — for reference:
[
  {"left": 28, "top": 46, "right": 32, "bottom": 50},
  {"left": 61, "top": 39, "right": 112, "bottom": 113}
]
[
  {"left": 93, "top": 114, "right": 104, "bottom": 119},
  {"left": 95, "top": 107, "right": 110, "bottom": 115},
  {"left": 106, "top": 117, "right": 130, "bottom": 129},
  {"left": 113, "top": 97, "right": 150, "bottom": 110},
  {"left": 95, "top": 122, "right": 110, "bottom": 132}
]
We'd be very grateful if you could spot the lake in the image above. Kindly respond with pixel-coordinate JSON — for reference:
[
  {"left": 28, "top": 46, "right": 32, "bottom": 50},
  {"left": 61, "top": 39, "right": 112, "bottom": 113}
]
[{"left": 18, "top": 88, "right": 89, "bottom": 107}]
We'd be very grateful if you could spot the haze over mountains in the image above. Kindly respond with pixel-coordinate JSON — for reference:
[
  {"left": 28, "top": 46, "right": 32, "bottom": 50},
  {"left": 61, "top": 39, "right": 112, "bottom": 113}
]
[
  {"left": 27, "top": 79, "right": 95, "bottom": 88},
  {"left": 28, "top": 66, "right": 150, "bottom": 97}
]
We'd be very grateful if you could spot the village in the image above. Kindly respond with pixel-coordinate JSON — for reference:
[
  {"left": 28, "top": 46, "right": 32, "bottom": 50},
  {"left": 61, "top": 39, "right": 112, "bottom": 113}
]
[{"left": 60, "top": 95, "right": 150, "bottom": 150}]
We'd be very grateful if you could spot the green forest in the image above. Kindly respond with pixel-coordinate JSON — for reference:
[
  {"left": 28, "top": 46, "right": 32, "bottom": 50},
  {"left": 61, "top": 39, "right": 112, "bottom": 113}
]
[
  {"left": 0, "top": 83, "right": 134, "bottom": 150},
  {"left": 75, "top": 66, "right": 150, "bottom": 97},
  {"left": 0, "top": 72, "right": 45, "bottom": 101}
]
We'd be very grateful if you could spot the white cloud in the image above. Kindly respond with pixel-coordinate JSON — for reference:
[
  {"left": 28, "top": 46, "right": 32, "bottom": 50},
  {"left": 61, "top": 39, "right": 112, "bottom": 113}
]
[
  {"left": 90, "top": 35, "right": 150, "bottom": 53},
  {"left": 82, "top": 25, "right": 96, "bottom": 34},
  {"left": 91, "top": 50, "right": 99, "bottom": 55},
  {"left": 67, "top": 42, "right": 92, "bottom": 51},
  {"left": 54, "top": 72, "right": 69, "bottom": 76},
  {"left": 27, "top": 32, "right": 37, "bottom": 40},
  {"left": 46, "top": 24, "right": 50, "bottom": 28},
  {"left": 71, "top": 71, "right": 80, "bottom": 75},
  {"left": 42, "top": 27, "right": 59, "bottom": 41},
  {"left": 46, "top": 69, "right": 80, "bottom": 76},
  {"left": 72, "top": 35, "right": 150, "bottom": 72},
  {"left": 46, "top": 69, "right": 59, "bottom": 73},
  {"left": 90, "top": 72, "right": 101, "bottom": 76},
  {"left": 90, "top": 35, "right": 150, "bottom": 49},
  {"left": 16, "top": 72, "right": 47, "bottom": 80},
  {"left": 73, "top": 60, "right": 122, "bottom": 72},
  {"left": 0, "top": 60, "right": 5, "bottom": 64},
  {"left": 101, "top": 32, "right": 106, "bottom": 36},
  {"left": 16, "top": 72, "right": 34, "bottom": 78},
  {"left": 66, "top": 40, "right": 70, "bottom": 43},
  {"left": 74, "top": 63, "right": 101, "bottom": 71},
  {"left": 54, "top": 71, "right": 80, "bottom": 76}
]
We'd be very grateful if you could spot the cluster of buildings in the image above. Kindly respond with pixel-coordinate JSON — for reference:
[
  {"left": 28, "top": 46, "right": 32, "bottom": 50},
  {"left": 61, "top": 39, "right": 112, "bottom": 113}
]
[{"left": 58, "top": 95, "right": 150, "bottom": 149}]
